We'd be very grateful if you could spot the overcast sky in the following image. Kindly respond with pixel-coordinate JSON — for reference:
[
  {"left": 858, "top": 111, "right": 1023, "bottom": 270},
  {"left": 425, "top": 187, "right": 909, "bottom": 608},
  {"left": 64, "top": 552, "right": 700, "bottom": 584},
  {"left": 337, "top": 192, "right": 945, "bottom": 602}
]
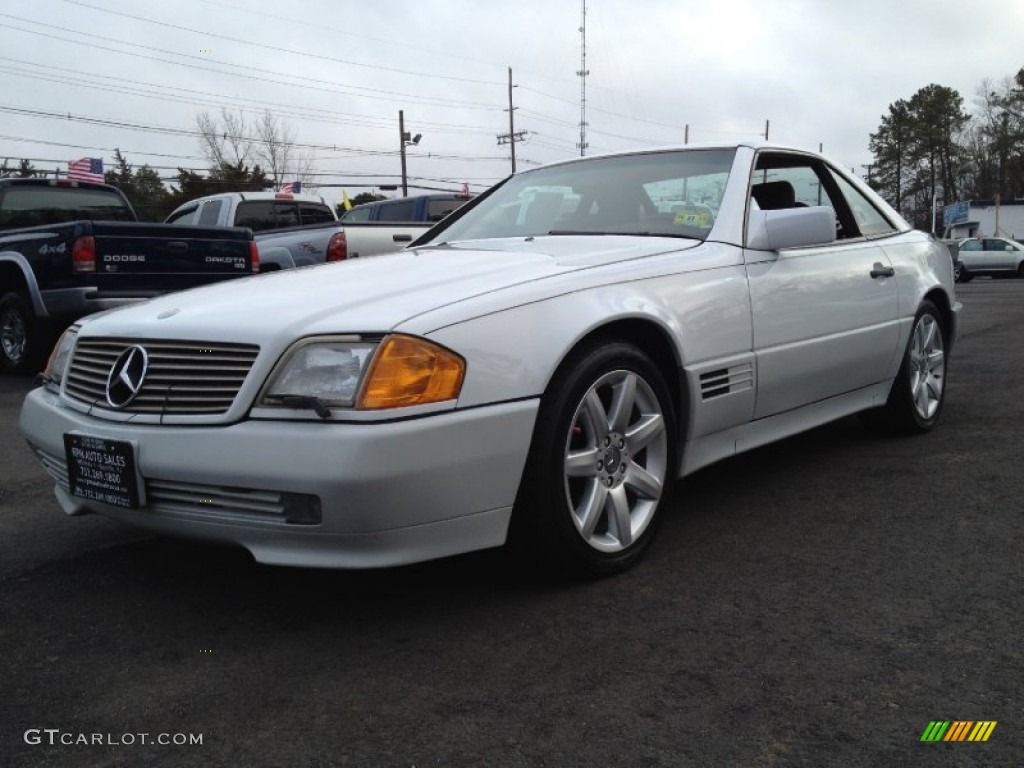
[{"left": 1, "top": 0, "right": 1022, "bottom": 206}]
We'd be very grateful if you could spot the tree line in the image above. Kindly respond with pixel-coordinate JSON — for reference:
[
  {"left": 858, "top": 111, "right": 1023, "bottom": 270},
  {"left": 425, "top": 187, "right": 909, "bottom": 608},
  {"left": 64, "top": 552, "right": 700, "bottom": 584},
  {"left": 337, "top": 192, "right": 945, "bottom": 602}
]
[{"left": 869, "top": 66, "right": 1024, "bottom": 230}]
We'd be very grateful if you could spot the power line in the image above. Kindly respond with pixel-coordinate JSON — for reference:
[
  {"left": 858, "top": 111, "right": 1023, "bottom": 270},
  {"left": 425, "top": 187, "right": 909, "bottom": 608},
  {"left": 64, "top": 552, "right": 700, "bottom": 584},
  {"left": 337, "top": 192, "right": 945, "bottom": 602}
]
[
  {"left": 0, "top": 60, "right": 498, "bottom": 137},
  {"left": 57, "top": 0, "right": 505, "bottom": 88},
  {"left": 0, "top": 17, "right": 503, "bottom": 111},
  {"left": 0, "top": 106, "right": 511, "bottom": 163}
]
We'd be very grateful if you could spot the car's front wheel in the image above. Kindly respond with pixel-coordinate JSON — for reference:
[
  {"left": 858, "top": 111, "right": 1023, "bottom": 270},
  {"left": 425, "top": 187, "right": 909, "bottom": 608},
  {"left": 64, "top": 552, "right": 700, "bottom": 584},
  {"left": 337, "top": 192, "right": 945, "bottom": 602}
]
[
  {"left": 862, "top": 300, "right": 946, "bottom": 434},
  {"left": 512, "top": 342, "right": 677, "bottom": 577}
]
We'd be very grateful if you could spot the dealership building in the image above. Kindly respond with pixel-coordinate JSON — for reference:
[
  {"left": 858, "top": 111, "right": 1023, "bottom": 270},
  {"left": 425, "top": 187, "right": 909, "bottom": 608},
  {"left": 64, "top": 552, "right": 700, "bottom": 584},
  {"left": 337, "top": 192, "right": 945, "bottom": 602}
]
[{"left": 943, "top": 199, "right": 1024, "bottom": 240}]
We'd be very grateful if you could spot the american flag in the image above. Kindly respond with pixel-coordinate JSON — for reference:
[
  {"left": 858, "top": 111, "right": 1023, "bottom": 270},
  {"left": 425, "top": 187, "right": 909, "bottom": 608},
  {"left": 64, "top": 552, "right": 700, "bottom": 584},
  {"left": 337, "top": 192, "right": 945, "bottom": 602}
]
[
  {"left": 67, "top": 157, "right": 104, "bottom": 183},
  {"left": 280, "top": 181, "right": 301, "bottom": 193}
]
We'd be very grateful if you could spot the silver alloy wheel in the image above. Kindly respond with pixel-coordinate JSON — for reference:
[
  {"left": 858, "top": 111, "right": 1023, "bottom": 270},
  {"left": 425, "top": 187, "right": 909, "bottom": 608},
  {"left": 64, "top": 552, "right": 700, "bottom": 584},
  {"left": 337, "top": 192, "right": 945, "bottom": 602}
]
[
  {"left": 563, "top": 369, "right": 668, "bottom": 553},
  {"left": 0, "top": 306, "right": 26, "bottom": 364},
  {"left": 909, "top": 313, "right": 945, "bottom": 420}
]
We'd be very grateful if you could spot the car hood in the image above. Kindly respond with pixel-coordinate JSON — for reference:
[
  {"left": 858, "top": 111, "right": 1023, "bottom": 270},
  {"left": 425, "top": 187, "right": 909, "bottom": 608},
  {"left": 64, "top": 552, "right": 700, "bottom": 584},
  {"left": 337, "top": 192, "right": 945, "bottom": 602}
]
[{"left": 78, "top": 236, "right": 700, "bottom": 342}]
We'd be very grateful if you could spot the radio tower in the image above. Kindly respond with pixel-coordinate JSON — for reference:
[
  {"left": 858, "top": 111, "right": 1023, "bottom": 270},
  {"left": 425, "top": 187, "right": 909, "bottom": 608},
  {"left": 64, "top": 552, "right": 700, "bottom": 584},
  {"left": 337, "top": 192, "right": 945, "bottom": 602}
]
[{"left": 576, "top": 0, "right": 589, "bottom": 156}]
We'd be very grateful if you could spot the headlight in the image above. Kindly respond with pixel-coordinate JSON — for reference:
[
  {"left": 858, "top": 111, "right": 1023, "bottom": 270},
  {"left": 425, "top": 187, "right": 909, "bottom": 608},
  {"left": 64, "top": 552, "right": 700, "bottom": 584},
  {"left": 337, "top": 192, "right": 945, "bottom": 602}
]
[
  {"left": 43, "top": 327, "right": 78, "bottom": 386},
  {"left": 260, "top": 334, "right": 465, "bottom": 413},
  {"left": 262, "top": 337, "right": 378, "bottom": 408}
]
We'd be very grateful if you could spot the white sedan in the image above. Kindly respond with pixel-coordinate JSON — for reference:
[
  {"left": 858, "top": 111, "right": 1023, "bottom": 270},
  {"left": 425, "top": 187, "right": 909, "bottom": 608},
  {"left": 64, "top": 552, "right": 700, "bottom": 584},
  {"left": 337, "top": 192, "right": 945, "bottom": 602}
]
[{"left": 20, "top": 142, "right": 961, "bottom": 576}]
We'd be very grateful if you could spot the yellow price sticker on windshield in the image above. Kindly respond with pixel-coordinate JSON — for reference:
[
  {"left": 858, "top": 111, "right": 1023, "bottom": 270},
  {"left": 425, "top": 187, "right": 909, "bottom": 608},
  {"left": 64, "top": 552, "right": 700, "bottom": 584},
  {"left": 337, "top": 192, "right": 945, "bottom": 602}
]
[{"left": 674, "top": 211, "right": 711, "bottom": 226}]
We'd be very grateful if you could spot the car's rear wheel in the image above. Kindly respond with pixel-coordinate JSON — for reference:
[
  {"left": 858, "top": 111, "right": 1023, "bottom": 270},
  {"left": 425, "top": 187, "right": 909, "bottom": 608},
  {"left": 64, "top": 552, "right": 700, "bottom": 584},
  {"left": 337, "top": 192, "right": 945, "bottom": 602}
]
[
  {"left": 511, "top": 342, "right": 677, "bottom": 577},
  {"left": 0, "top": 291, "right": 39, "bottom": 375},
  {"left": 959, "top": 266, "right": 973, "bottom": 283},
  {"left": 862, "top": 300, "right": 946, "bottom": 434},
  {"left": 952, "top": 262, "right": 962, "bottom": 282}
]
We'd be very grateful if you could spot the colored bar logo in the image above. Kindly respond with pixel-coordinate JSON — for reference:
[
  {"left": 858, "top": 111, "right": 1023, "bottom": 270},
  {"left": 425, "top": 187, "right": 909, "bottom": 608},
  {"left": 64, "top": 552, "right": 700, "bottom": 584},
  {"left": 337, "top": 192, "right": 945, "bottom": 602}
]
[{"left": 920, "top": 721, "right": 997, "bottom": 742}]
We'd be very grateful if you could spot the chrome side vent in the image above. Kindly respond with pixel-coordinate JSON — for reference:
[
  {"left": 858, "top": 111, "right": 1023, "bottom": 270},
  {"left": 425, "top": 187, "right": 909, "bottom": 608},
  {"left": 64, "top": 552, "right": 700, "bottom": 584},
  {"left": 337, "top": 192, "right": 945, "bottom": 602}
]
[{"left": 699, "top": 363, "right": 754, "bottom": 400}]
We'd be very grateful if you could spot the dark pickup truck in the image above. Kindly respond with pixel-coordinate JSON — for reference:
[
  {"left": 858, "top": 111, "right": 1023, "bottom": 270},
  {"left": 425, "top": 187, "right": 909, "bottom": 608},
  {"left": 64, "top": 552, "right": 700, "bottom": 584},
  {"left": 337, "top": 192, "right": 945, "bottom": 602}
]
[{"left": 0, "top": 178, "right": 258, "bottom": 373}]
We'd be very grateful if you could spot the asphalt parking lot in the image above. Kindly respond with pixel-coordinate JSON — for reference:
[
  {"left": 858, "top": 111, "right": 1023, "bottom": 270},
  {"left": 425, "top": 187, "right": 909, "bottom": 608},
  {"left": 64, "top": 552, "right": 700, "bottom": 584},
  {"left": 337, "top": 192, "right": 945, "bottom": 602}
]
[{"left": 1, "top": 281, "right": 1022, "bottom": 767}]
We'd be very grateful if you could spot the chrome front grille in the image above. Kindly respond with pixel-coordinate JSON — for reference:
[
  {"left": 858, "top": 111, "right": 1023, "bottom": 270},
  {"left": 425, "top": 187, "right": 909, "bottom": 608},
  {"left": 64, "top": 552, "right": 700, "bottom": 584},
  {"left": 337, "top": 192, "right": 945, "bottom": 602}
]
[{"left": 65, "top": 338, "right": 260, "bottom": 415}]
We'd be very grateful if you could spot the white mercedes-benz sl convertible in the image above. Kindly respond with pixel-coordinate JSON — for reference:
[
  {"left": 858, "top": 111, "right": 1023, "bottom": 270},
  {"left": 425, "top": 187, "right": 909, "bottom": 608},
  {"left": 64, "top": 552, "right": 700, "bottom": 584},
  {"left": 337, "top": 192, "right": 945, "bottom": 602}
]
[{"left": 20, "top": 142, "right": 961, "bottom": 576}]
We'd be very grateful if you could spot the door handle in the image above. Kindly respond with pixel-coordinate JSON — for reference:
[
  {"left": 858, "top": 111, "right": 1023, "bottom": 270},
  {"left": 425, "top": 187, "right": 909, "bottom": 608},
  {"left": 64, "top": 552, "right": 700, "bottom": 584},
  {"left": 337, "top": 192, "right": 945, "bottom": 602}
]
[
  {"left": 870, "top": 262, "right": 895, "bottom": 278},
  {"left": 392, "top": 234, "right": 413, "bottom": 242}
]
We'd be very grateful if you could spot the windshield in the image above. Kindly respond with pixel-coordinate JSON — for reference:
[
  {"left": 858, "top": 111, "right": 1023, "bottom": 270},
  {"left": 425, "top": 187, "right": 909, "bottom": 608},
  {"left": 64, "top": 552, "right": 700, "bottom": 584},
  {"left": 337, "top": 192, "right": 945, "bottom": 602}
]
[{"left": 433, "top": 148, "right": 735, "bottom": 243}]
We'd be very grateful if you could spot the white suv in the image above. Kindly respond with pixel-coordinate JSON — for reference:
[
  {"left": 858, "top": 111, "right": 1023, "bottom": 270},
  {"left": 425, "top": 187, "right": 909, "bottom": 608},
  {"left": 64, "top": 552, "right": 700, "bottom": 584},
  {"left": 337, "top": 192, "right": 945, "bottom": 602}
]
[{"left": 957, "top": 237, "right": 1024, "bottom": 281}]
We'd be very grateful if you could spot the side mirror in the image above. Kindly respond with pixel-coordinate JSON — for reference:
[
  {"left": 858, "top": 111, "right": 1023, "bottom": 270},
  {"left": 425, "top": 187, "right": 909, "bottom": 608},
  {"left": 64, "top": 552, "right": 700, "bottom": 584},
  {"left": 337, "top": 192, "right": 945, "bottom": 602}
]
[
  {"left": 1006, "top": 245, "right": 1014, "bottom": 251},
  {"left": 747, "top": 206, "right": 836, "bottom": 251}
]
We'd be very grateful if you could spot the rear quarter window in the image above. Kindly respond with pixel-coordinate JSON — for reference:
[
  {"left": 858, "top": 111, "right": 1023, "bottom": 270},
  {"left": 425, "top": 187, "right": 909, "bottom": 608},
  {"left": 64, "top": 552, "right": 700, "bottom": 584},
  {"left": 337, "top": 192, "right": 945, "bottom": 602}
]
[{"left": 298, "top": 203, "right": 335, "bottom": 225}]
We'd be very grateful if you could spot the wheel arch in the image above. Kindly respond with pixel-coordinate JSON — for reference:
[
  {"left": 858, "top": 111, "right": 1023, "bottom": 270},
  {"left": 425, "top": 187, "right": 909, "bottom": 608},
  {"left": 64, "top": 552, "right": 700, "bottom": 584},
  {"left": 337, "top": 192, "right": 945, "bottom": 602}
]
[
  {"left": 551, "top": 317, "right": 687, "bottom": 435},
  {"left": 0, "top": 253, "right": 47, "bottom": 316},
  {"left": 922, "top": 287, "right": 953, "bottom": 342}
]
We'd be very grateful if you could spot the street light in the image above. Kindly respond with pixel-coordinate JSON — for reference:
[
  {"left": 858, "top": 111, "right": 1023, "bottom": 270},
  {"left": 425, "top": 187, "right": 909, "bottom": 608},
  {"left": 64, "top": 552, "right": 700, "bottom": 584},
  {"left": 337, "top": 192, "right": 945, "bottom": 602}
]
[{"left": 399, "top": 110, "right": 422, "bottom": 197}]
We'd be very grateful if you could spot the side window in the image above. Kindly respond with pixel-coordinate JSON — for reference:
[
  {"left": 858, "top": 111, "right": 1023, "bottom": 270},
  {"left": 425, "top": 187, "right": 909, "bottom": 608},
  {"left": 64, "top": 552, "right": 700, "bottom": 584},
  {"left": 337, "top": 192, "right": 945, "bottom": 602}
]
[
  {"left": 751, "top": 164, "right": 829, "bottom": 208},
  {"left": 983, "top": 239, "right": 1009, "bottom": 251},
  {"left": 376, "top": 200, "right": 415, "bottom": 222},
  {"left": 197, "top": 200, "right": 223, "bottom": 226},
  {"left": 234, "top": 201, "right": 275, "bottom": 231},
  {"left": 827, "top": 170, "right": 896, "bottom": 237},
  {"left": 166, "top": 205, "right": 199, "bottom": 225},
  {"left": 960, "top": 239, "right": 982, "bottom": 251},
  {"left": 298, "top": 203, "right": 335, "bottom": 225},
  {"left": 751, "top": 153, "right": 859, "bottom": 240},
  {"left": 427, "top": 198, "right": 458, "bottom": 221},
  {"left": 341, "top": 206, "right": 371, "bottom": 222}
]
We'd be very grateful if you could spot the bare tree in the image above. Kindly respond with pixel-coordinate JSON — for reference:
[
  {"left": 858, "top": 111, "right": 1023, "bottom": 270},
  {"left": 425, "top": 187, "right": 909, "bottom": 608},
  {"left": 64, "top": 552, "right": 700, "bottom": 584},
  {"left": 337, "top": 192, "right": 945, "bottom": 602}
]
[
  {"left": 253, "top": 110, "right": 317, "bottom": 191},
  {"left": 254, "top": 110, "right": 292, "bottom": 190},
  {"left": 195, "top": 108, "right": 315, "bottom": 192},
  {"left": 196, "top": 109, "right": 253, "bottom": 169}
]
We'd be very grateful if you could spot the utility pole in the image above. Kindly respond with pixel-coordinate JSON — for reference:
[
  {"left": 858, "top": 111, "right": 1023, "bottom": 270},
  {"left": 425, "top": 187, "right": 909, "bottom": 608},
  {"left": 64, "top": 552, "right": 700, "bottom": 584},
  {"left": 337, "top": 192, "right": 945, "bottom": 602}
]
[
  {"left": 684, "top": 124, "right": 689, "bottom": 144},
  {"left": 496, "top": 67, "right": 526, "bottom": 173},
  {"left": 764, "top": 119, "right": 770, "bottom": 140},
  {"left": 398, "top": 110, "right": 421, "bottom": 198}
]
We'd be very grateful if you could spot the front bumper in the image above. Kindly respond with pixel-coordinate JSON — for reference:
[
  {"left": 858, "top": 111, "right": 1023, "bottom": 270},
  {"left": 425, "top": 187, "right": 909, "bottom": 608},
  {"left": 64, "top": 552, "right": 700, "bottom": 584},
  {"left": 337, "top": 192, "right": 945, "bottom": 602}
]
[{"left": 20, "top": 387, "right": 539, "bottom": 568}]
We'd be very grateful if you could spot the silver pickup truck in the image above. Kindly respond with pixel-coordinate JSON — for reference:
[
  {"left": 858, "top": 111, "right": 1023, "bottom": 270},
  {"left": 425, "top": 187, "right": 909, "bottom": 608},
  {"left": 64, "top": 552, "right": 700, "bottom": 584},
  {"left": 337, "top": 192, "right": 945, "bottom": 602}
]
[{"left": 165, "top": 192, "right": 430, "bottom": 269}]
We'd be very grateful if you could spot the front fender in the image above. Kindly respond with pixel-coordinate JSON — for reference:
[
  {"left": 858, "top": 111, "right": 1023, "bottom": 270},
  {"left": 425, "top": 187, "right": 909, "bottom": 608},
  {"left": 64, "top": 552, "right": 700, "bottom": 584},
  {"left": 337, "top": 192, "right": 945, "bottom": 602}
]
[{"left": 425, "top": 266, "right": 751, "bottom": 410}]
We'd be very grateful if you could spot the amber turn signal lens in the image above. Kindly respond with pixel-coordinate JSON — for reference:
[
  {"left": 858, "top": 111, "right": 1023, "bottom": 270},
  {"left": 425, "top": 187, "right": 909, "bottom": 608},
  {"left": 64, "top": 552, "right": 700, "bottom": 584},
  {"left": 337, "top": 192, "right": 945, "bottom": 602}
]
[{"left": 357, "top": 335, "right": 465, "bottom": 409}]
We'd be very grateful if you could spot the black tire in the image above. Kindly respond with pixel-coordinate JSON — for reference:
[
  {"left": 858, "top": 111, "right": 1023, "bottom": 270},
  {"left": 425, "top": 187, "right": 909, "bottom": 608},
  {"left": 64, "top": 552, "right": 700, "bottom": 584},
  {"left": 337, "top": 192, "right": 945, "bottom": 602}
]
[
  {"left": 959, "top": 267, "right": 973, "bottom": 283},
  {"left": 510, "top": 341, "right": 678, "bottom": 578},
  {"left": 1017, "top": 262, "right": 1024, "bottom": 279},
  {"left": 861, "top": 300, "right": 946, "bottom": 435},
  {"left": 952, "top": 262, "right": 962, "bottom": 282},
  {"left": 0, "top": 291, "right": 42, "bottom": 375}
]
